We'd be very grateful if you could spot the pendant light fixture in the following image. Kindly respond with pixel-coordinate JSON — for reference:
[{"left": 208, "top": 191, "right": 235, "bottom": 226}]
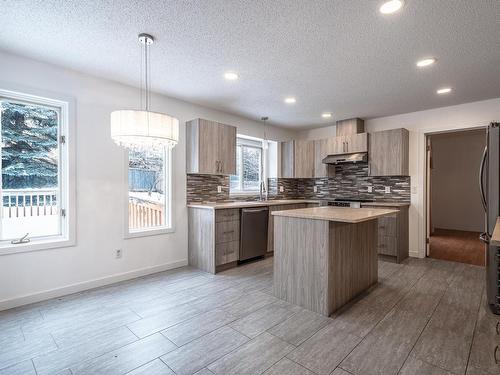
[{"left": 111, "top": 33, "right": 179, "bottom": 151}]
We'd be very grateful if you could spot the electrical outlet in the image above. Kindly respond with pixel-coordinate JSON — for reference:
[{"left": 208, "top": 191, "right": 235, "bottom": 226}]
[
  {"left": 279, "top": 185, "right": 284, "bottom": 193},
  {"left": 115, "top": 249, "right": 122, "bottom": 259},
  {"left": 367, "top": 186, "right": 373, "bottom": 193},
  {"left": 385, "top": 186, "right": 391, "bottom": 194},
  {"left": 313, "top": 186, "right": 318, "bottom": 193},
  {"left": 217, "top": 186, "right": 222, "bottom": 193}
]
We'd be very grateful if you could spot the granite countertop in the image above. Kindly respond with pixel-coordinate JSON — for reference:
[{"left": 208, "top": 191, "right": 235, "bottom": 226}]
[
  {"left": 187, "top": 199, "right": 321, "bottom": 210},
  {"left": 271, "top": 206, "right": 399, "bottom": 223},
  {"left": 360, "top": 202, "right": 411, "bottom": 208},
  {"left": 491, "top": 217, "right": 500, "bottom": 246},
  {"left": 187, "top": 199, "right": 411, "bottom": 210}
]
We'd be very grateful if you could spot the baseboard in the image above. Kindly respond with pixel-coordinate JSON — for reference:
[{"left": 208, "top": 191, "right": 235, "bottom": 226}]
[
  {"left": 409, "top": 250, "right": 424, "bottom": 258},
  {"left": 0, "top": 259, "right": 188, "bottom": 311}
]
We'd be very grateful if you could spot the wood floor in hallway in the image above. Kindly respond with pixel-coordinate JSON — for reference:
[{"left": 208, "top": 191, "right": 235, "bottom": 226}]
[
  {"left": 0, "top": 257, "right": 497, "bottom": 375},
  {"left": 429, "top": 228, "right": 486, "bottom": 266}
]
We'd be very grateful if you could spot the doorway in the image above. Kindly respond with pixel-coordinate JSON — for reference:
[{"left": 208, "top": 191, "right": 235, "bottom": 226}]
[{"left": 425, "top": 128, "right": 486, "bottom": 266}]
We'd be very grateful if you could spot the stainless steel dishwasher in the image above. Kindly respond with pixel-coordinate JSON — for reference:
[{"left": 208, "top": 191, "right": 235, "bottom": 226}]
[{"left": 239, "top": 207, "right": 269, "bottom": 261}]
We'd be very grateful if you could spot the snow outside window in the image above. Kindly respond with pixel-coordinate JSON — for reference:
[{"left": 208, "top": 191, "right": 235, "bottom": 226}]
[
  {"left": 127, "top": 147, "right": 172, "bottom": 235},
  {"left": 230, "top": 136, "right": 263, "bottom": 194},
  {"left": 0, "top": 92, "right": 73, "bottom": 253}
]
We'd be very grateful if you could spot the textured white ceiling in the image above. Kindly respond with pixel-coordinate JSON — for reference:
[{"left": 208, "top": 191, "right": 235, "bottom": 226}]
[{"left": 1, "top": 0, "right": 499, "bottom": 128}]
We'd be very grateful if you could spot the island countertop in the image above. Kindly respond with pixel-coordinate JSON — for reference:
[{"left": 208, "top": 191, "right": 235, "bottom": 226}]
[{"left": 271, "top": 206, "right": 398, "bottom": 223}]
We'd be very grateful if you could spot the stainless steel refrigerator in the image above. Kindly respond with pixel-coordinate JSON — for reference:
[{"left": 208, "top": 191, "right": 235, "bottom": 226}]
[{"left": 480, "top": 122, "right": 500, "bottom": 315}]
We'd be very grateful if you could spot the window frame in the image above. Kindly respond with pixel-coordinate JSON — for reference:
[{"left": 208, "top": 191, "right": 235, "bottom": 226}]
[
  {"left": 230, "top": 135, "right": 264, "bottom": 196},
  {"left": 124, "top": 145, "right": 174, "bottom": 239},
  {"left": 0, "top": 86, "right": 75, "bottom": 255}
]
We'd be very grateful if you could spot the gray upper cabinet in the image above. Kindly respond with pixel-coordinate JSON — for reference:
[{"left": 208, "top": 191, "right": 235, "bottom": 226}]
[
  {"left": 280, "top": 140, "right": 295, "bottom": 178},
  {"left": 314, "top": 139, "right": 335, "bottom": 178},
  {"left": 336, "top": 118, "right": 365, "bottom": 136},
  {"left": 218, "top": 123, "right": 237, "bottom": 175},
  {"left": 369, "top": 128, "right": 409, "bottom": 176},
  {"left": 186, "top": 118, "right": 237, "bottom": 175},
  {"left": 294, "top": 140, "right": 314, "bottom": 178},
  {"left": 280, "top": 140, "right": 314, "bottom": 178},
  {"left": 344, "top": 133, "right": 368, "bottom": 153}
]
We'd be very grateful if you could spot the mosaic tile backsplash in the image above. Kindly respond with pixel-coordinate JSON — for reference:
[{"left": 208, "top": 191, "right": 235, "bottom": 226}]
[{"left": 186, "top": 163, "right": 410, "bottom": 204}]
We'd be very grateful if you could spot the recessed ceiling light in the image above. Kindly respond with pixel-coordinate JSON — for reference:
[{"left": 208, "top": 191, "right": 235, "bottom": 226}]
[
  {"left": 322, "top": 113, "right": 332, "bottom": 118},
  {"left": 416, "top": 58, "right": 437, "bottom": 67},
  {"left": 284, "top": 97, "right": 296, "bottom": 104},
  {"left": 224, "top": 72, "right": 239, "bottom": 81},
  {"left": 379, "top": 0, "right": 404, "bottom": 14},
  {"left": 436, "top": 87, "right": 452, "bottom": 95}
]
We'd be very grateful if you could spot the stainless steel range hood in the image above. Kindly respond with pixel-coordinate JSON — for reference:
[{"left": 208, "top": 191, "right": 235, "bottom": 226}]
[{"left": 322, "top": 152, "right": 368, "bottom": 165}]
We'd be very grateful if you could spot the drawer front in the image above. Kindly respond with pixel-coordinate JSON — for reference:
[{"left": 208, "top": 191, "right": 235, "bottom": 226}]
[
  {"left": 378, "top": 235, "right": 397, "bottom": 256},
  {"left": 216, "top": 220, "right": 240, "bottom": 244},
  {"left": 216, "top": 209, "right": 240, "bottom": 222},
  {"left": 215, "top": 240, "right": 239, "bottom": 266},
  {"left": 378, "top": 215, "right": 397, "bottom": 237}
]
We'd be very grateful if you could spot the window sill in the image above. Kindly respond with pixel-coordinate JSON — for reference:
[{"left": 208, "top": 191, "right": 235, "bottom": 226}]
[
  {"left": 0, "top": 237, "right": 75, "bottom": 256},
  {"left": 125, "top": 227, "right": 175, "bottom": 239},
  {"left": 229, "top": 191, "right": 260, "bottom": 197}
]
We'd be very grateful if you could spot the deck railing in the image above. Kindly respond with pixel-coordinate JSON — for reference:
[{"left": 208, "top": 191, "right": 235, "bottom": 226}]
[
  {"left": 129, "top": 201, "right": 164, "bottom": 229},
  {"left": 2, "top": 188, "right": 58, "bottom": 218}
]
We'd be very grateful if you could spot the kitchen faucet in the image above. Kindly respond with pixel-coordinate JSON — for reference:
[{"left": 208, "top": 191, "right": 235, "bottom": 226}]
[{"left": 259, "top": 180, "right": 268, "bottom": 201}]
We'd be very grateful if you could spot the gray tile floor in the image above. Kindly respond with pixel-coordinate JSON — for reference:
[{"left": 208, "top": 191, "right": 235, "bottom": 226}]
[{"left": 0, "top": 257, "right": 497, "bottom": 375}]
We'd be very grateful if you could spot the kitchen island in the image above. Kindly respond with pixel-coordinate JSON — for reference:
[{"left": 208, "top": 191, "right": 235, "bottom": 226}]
[{"left": 272, "top": 206, "right": 398, "bottom": 316}]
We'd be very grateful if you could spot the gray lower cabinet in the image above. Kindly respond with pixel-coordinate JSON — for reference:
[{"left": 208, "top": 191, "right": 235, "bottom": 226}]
[
  {"left": 362, "top": 204, "right": 409, "bottom": 263},
  {"left": 189, "top": 202, "right": 321, "bottom": 273},
  {"left": 188, "top": 207, "right": 240, "bottom": 274}
]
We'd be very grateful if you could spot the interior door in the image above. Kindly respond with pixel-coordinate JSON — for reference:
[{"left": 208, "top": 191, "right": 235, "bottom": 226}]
[{"left": 425, "top": 136, "right": 433, "bottom": 257}]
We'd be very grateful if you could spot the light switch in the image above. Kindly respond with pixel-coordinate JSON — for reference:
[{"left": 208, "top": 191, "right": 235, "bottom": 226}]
[
  {"left": 279, "top": 185, "right": 284, "bottom": 193},
  {"left": 367, "top": 186, "right": 373, "bottom": 193},
  {"left": 313, "top": 186, "right": 318, "bottom": 193},
  {"left": 217, "top": 186, "right": 222, "bottom": 193},
  {"left": 385, "top": 186, "right": 391, "bottom": 194}
]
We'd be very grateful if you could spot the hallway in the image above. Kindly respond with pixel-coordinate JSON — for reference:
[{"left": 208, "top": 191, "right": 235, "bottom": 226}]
[{"left": 429, "top": 228, "right": 485, "bottom": 266}]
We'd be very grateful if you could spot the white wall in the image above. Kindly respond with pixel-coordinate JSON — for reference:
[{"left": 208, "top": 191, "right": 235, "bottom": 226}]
[
  {"left": 430, "top": 130, "right": 485, "bottom": 232},
  {"left": 299, "top": 98, "right": 500, "bottom": 257},
  {"left": 0, "top": 51, "right": 296, "bottom": 309}
]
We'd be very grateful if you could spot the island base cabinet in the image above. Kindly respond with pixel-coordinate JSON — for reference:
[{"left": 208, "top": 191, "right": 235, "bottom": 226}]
[{"left": 273, "top": 216, "right": 378, "bottom": 316}]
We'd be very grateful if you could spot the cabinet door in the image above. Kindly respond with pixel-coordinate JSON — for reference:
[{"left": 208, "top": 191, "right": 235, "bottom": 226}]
[
  {"left": 218, "top": 124, "right": 237, "bottom": 175},
  {"left": 336, "top": 118, "right": 364, "bottom": 136},
  {"left": 345, "top": 133, "right": 368, "bottom": 153},
  {"left": 369, "top": 128, "right": 409, "bottom": 176},
  {"left": 326, "top": 136, "right": 346, "bottom": 155},
  {"left": 314, "top": 139, "right": 329, "bottom": 177},
  {"left": 198, "top": 119, "right": 220, "bottom": 174},
  {"left": 294, "top": 140, "right": 314, "bottom": 178},
  {"left": 280, "top": 141, "right": 295, "bottom": 178}
]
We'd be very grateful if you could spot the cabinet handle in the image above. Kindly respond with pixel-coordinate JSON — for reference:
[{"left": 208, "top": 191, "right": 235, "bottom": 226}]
[
  {"left": 496, "top": 321, "right": 500, "bottom": 335},
  {"left": 221, "top": 161, "right": 224, "bottom": 174},
  {"left": 223, "top": 230, "right": 234, "bottom": 234},
  {"left": 216, "top": 160, "right": 220, "bottom": 173},
  {"left": 346, "top": 141, "right": 348, "bottom": 153},
  {"left": 495, "top": 345, "right": 499, "bottom": 365}
]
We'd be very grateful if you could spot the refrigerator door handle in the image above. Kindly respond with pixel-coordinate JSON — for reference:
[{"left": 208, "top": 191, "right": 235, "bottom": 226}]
[
  {"left": 479, "top": 232, "right": 490, "bottom": 244},
  {"left": 479, "top": 145, "right": 488, "bottom": 212}
]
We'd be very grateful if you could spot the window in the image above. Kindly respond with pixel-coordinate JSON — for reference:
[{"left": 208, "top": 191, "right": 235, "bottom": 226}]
[
  {"left": 0, "top": 90, "right": 72, "bottom": 252},
  {"left": 127, "top": 147, "right": 171, "bottom": 235},
  {"left": 230, "top": 136, "right": 263, "bottom": 194}
]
